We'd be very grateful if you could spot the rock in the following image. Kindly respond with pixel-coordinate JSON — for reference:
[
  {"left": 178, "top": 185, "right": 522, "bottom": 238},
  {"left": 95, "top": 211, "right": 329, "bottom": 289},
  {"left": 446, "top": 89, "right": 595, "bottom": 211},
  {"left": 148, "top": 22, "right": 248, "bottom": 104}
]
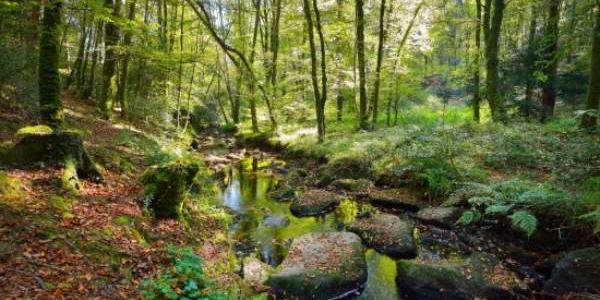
[
  {"left": 263, "top": 214, "right": 290, "bottom": 227},
  {"left": 396, "top": 253, "right": 524, "bottom": 300},
  {"left": 290, "top": 189, "right": 341, "bottom": 217},
  {"left": 544, "top": 248, "right": 600, "bottom": 295},
  {"left": 268, "top": 181, "right": 296, "bottom": 202},
  {"left": 348, "top": 213, "right": 416, "bottom": 258},
  {"left": 330, "top": 178, "right": 374, "bottom": 193},
  {"left": 317, "top": 157, "right": 374, "bottom": 186},
  {"left": 267, "top": 232, "right": 367, "bottom": 300},
  {"left": 444, "top": 182, "right": 496, "bottom": 206},
  {"left": 368, "top": 189, "right": 422, "bottom": 211},
  {"left": 416, "top": 207, "right": 463, "bottom": 228},
  {"left": 140, "top": 161, "right": 201, "bottom": 219},
  {"left": 243, "top": 256, "right": 273, "bottom": 292}
]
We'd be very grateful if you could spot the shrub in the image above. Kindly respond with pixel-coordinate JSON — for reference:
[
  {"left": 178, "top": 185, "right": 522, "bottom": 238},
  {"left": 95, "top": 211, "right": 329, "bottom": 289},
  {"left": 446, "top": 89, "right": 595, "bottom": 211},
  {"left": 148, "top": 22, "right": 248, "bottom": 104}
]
[{"left": 140, "top": 246, "right": 226, "bottom": 300}]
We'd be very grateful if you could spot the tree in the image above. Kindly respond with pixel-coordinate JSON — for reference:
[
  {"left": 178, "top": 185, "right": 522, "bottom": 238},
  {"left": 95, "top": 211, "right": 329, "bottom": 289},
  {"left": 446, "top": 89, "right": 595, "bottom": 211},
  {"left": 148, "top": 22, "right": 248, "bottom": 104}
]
[
  {"left": 540, "top": 0, "right": 561, "bottom": 121},
  {"left": 523, "top": 2, "right": 539, "bottom": 118},
  {"left": 99, "top": 0, "right": 122, "bottom": 119},
  {"left": 39, "top": 0, "right": 63, "bottom": 127},
  {"left": 581, "top": 1, "right": 600, "bottom": 130},
  {"left": 472, "top": 0, "right": 482, "bottom": 122},
  {"left": 302, "top": 0, "right": 328, "bottom": 141},
  {"left": 116, "top": 0, "right": 137, "bottom": 119},
  {"left": 371, "top": 0, "right": 387, "bottom": 127},
  {"left": 356, "top": 0, "right": 368, "bottom": 130},
  {"left": 483, "top": 0, "right": 507, "bottom": 122}
]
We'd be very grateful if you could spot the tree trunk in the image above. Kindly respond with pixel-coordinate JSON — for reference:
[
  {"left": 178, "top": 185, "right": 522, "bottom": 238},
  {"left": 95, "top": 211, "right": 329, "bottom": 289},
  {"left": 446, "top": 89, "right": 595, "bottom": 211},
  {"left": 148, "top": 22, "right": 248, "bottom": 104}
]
[
  {"left": 581, "top": 2, "right": 600, "bottom": 130},
  {"left": 39, "top": 0, "right": 63, "bottom": 127},
  {"left": 483, "top": 0, "right": 506, "bottom": 122},
  {"left": 302, "top": 0, "right": 324, "bottom": 141},
  {"left": 541, "top": 0, "right": 560, "bottom": 121},
  {"left": 356, "top": 0, "right": 369, "bottom": 130},
  {"left": 85, "top": 21, "right": 102, "bottom": 99},
  {"left": 100, "top": 0, "right": 121, "bottom": 119},
  {"left": 116, "top": 0, "right": 137, "bottom": 119},
  {"left": 68, "top": 3, "right": 87, "bottom": 90},
  {"left": 523, "top": 3, "right": 538, "bottom": 118},
  {"left": 370, "top": 0, "right": 387, "bottom": 127},
  {"left": 313, "top": 0, "right": 327, "bottom": 140},
  {"left": 472, "top": 0, "right": 482, "bottom": 122}
]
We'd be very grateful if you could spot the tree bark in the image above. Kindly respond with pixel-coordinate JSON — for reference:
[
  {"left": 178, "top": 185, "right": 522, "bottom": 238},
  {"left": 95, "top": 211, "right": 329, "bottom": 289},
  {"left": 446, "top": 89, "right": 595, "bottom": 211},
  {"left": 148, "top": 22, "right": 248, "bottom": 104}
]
[
  {"left": 581, "top": 1, "right": 600, "bottom": 130},
  {"left": 356, "top": 0, "right": 369, "bottom": 130},
  {"left": 541, "top": 0, "right": 561, "bottom": 121},
  {"left": 483, "top": 0, "right": 506, "bottom": 122},
  {"left": 100, "top": 0, "right": 121, "bottom": 119},
  {"left": 371, "top": 0, "right": 387, "bottom": 127},
  {"left": 472, "top": 0, "right": 482, "bottom": 122},
  {"left": 39, "top": 0, "right": 63, "bottom": 127},
  {"left": 523, "top": 3, "right": 538, "bottom": 118},
  {"left": 302, "top": 0, "right": 325, "bottom": 141}
]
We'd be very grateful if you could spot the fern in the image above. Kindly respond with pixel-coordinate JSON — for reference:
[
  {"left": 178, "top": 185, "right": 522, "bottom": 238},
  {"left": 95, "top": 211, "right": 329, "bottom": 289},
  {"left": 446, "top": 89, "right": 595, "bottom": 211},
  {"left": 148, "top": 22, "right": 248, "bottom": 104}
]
[
  {"left": 509, "top": 210, "right": 538, "bottom": 237},
  {"left": 485, "top": 204, "right": 514, "bottom": 216},
  {"left": 456, "top": 210, "right": 481, "bottom": 226},
  {"left": 579, "top": 207, "right": 600, "bottom": 233}
]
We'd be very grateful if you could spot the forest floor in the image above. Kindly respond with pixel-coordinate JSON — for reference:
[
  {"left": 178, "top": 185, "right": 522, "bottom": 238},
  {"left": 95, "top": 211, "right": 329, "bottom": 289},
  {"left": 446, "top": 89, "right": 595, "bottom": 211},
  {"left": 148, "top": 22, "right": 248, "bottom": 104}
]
[{"left": 0, "top": 93, "right": 236, "bottom": 299}]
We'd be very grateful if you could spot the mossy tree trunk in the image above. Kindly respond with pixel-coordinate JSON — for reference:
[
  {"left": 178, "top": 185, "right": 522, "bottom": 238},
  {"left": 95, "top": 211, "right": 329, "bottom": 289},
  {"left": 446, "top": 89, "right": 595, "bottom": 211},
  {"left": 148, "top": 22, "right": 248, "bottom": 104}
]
[
  {"left": 472, "top": 0, "right": 482, "bottom": 122},
  {"left": 116, "top": 0, "right": 137, "bottom": 119},
  {"left": 371, "top": 0, "right": 387, "bottom": 127},
  {"left": 39, "top": 0, "right": 64, "bottom": 127},
  {"left": 100, "top": 0, "right": 122, "bottom": 119},
  {"left": 540, "top": 0, "right": 560, "bottom": 121},
  {"left": 483, "top": 0, "right": 506, "bottom": 122},
  {"left": 356, "top": 0, "right": 369, "bottom": 130},
  {"left": 581, "top": 1, "right": 600, "bottom": 130}
]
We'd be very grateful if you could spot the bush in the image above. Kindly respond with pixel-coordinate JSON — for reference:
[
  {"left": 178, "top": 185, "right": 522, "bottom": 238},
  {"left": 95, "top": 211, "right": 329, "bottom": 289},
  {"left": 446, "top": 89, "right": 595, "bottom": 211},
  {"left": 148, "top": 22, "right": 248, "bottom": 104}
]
[{"left": 140, "top": 246, "right": 226, "bottom": 300}]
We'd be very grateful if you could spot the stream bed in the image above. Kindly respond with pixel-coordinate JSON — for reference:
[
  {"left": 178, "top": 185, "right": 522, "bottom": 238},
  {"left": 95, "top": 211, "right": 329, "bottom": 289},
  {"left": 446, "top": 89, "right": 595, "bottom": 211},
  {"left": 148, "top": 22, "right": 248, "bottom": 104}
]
[{"left": 216, "top": 158, "right": 472, "bottom": 299}]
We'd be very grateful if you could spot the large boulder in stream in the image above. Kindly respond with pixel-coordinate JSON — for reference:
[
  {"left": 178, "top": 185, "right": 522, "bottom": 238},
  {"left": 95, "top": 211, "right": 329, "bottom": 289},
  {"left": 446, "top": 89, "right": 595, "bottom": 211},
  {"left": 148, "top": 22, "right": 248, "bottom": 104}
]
[
  {"left": 368, "top": 189, "right": 423, "bottom": 211},
  {"left": 267, "top": 232, "right": 367, "bottom": 300},
  {"left": 348, "top": 213, "right": 416, "bottom": 258},
  {"left": 140, "top": 161, "right": 201, "bottom": 219},
  {"left": 543, "top": 247, "right": 600, "bottom": 295},
  {"left": 416, "top": 206, "right": 463, "bottom": 228},
  {"left": 396, "top": 253, "right": 526, "bottom": 300},
  {"left": 290, "top": 189, "right": 341, "bottom": 217}
]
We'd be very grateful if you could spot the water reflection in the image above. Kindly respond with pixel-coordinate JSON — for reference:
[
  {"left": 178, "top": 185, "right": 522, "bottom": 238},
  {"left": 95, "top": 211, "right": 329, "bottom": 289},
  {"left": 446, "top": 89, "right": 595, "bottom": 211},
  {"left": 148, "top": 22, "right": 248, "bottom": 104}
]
[{"left": 219, "top": 159, "right": 399, "bottom": 298}]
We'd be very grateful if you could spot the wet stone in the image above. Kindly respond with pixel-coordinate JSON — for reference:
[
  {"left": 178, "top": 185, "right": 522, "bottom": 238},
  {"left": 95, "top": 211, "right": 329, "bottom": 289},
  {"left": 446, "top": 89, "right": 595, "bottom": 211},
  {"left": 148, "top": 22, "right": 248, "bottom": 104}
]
[
  {"left": 267, "top": 232, "right": 367, "bottom": 300},
  {"left": 290, "top": 189, "right": 342, "bottom": 217},
  {"left": 416, "top": 206, "right": 463, "bottom": 228},
  {"left": 262, "top": 214, "right": 290, "bottom": 228},
  {"left": 368, "top": 189, "right": 423, "bottom": 211},
  {"left": 348, "top": 213, "right": 417, "bottom": 258}
]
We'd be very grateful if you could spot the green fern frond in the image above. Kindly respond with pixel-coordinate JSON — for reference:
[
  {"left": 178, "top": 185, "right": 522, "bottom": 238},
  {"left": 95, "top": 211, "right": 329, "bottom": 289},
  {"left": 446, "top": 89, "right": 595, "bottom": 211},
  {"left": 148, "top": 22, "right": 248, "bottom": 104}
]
[{"left": 509, "top": 210, "right": 538, "bottom": 237}]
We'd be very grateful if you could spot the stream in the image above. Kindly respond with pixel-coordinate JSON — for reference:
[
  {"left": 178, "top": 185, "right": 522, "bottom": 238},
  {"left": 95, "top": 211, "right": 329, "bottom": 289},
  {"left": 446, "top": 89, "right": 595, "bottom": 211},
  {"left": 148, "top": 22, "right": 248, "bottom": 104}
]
[{"left": 215, "top": 157, "right": 469, "bottom": 300}]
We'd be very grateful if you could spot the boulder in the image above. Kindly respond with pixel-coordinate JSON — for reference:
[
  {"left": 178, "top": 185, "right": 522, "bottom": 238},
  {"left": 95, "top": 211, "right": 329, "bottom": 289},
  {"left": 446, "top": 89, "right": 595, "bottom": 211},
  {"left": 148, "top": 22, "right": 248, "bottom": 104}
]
[
  {"left": 263, "top": 214, "right": 290, "bottom": 228},
  {"left": 416, "top": 207, "right": 463, "bottom": 228},
  {"left": 330, "top": 178, "right": 374, "bottom": 193},
  {"left": 368, "top": 189, "right": 422, "bottom": 211},
  {"left": 348, "top": 213, "right": 416, "bottom": 258},
  {"left": 544, "top": 248, "right": 600, "bottom": 295},
  {"left": 317, "top": 157, "right": 374, "bottom": 186},
  {"left": 140, "top": 161, "right": 201, "bottom": 219},
  {"left": 396, "top": 253, "right": 524, "bottom": 300},
  {"left": 290, "top": 190, "right": 341, "bottom": 217},
  {"left": 243, "top": 256, "right": 273, "bottom": 292},
  {"left": 268, "top": 181, "right": 296, "bottom": 202},
  {"left": 267, "top": 232, "right": 367, "bottom": 300}
]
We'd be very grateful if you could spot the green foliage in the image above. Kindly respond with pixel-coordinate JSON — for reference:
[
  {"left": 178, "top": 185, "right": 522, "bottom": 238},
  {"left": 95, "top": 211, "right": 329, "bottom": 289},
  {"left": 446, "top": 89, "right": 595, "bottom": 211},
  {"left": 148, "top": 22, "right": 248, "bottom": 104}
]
[
  {"left": 509, "top": 210, "right": 538, "bottom": 237},
  {"left": 15, "top": 125, "right": 53, "bottom": 137},
  {"left": 454, "top": 179, "right": 580, "bottom": 237},
  {"left": 140, "top": 246, "right": 226, "bottom": 300}
]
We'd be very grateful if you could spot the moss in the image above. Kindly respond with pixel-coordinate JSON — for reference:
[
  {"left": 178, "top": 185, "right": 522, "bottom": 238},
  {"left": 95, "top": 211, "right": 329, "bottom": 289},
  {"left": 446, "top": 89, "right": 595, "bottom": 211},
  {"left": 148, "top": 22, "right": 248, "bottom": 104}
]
[
  {"left": 140, "top": 160, "right": 201, "bottom": 219},
  {"left": 15, "top": 125, "right": 54, "bottom": 137},
  {"left": 0, "top": 171, "right": 22, "bottom": 199},
  {"left": 38, "top": 0, "right": 64, "bottom": 127}
]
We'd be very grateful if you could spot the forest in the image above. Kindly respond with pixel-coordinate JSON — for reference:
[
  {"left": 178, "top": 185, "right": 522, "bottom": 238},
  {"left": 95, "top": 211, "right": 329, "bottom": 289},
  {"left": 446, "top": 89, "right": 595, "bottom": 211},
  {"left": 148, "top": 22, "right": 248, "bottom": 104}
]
[{"left": 0, "top": 0, "right": 599, "bottom": 299}]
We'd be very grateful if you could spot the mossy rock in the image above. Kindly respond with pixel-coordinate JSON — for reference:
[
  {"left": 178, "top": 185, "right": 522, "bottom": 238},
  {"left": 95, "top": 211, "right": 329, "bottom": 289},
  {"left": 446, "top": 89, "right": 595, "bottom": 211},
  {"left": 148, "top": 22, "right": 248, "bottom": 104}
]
[
  {"left": 236, "top": 132, "right": 284, "bottom": 151},
  {"left": 348, "top": 213, "right": 416, "bottom": 258},
  {"left": 368, "top": 189, "right": 423, "bottom": 211},
  {"left": 5, "top": 127, "right": 102, "bottom": 182},
  {"left": 396, "top": 253, "right": 523, "bottom": 300},
  {"left": 416, "top": 207, "right": 464, "bottom": 228},
  {"left": 317, "top": 157, "right": 374, "bottom": 186},
  {"left": 329, "top": 178, "right": 374, "bottom": 193},
  {"left": 290, "top": 189, "right": 341, "bottom": 217},
  {"left": 140, "top": 161, "right": 201, "bottom": 219},
  {"left": 267, "top": 232, "right": 367, "bottom": 300},
  {"left": 544, "top": 248, "right": 600, "bottom": 295},
  {"left": 444, "top": 182, "right": 496, "bottom": 207}
]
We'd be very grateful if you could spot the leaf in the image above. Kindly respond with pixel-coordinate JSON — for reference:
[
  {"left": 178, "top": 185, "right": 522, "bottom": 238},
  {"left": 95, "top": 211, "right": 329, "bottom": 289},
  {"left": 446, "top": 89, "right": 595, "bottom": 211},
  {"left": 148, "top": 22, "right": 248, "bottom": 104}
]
[
  {"left": 509, "top": 210, "right": 537, "bottom": 237},
  {"left": 456, "top": 210, "right": 481, "bottom": 226},
  {"left": 485, "top": 204, "right": 514, "bottom": 216}
]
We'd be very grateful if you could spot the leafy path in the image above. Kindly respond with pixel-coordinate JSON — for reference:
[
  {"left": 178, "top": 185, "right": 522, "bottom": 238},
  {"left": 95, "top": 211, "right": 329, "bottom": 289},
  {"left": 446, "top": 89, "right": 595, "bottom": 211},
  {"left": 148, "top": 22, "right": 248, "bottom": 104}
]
[{"left": 0, "top": 93, "right": 229, "bottom": 299}]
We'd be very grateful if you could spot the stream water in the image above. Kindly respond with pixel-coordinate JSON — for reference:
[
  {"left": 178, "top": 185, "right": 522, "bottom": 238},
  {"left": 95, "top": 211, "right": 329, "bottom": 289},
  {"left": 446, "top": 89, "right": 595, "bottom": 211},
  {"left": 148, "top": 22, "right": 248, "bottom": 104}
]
[{"left": 218, "top": 160, "right": 399, "bottom": 299}]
